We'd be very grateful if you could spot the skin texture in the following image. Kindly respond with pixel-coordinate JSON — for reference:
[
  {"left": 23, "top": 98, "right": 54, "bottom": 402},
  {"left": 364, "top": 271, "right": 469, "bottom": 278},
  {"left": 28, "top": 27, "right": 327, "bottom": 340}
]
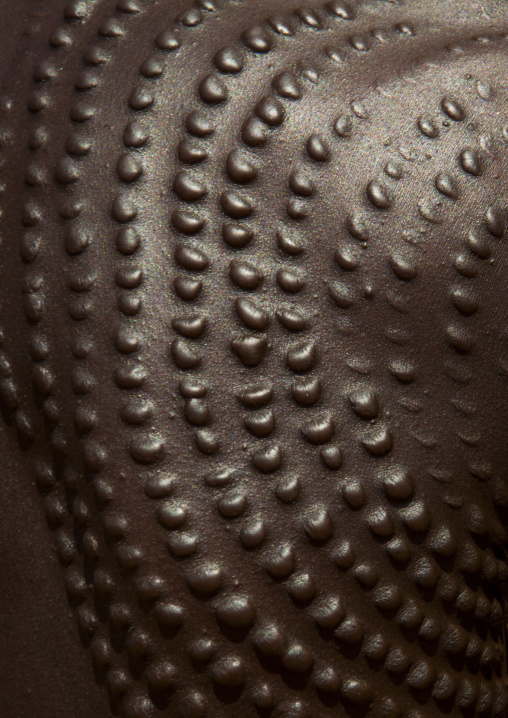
[{"left": 1, "top": 1, "right": 508, "bottom": 717}]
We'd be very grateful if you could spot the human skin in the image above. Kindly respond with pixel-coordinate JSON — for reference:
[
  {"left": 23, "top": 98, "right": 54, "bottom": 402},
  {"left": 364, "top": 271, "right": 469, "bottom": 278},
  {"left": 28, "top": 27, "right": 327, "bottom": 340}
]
[{"left": 1, "top": 1, "right": 508, "bottom": 717}]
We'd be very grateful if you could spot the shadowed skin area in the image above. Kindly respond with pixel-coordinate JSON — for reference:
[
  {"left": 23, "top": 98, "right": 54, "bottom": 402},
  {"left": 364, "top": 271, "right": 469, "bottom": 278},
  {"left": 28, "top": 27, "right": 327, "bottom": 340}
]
[{"left": 1, "top": 1, "right": 508, "bottom": 717}]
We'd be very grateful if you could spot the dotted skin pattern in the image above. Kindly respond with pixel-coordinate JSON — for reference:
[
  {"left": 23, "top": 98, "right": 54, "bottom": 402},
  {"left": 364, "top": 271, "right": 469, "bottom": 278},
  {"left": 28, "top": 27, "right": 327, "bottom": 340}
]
[{"left": 1, "top": 1, "right": 508, "bottom": 716}]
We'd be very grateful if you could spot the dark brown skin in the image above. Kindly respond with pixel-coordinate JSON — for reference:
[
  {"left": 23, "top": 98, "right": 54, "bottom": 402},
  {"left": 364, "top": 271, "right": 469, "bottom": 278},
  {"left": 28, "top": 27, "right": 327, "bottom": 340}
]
[{"left": 1, "top": 1, "right": 508, "bottom": 717}]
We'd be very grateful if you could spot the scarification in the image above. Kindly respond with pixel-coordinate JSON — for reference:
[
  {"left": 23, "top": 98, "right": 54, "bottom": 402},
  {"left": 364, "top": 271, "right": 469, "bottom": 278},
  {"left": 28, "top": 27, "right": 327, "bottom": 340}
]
[{"left": 2, "top": 2, "right": 508, "bottom": 717}]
